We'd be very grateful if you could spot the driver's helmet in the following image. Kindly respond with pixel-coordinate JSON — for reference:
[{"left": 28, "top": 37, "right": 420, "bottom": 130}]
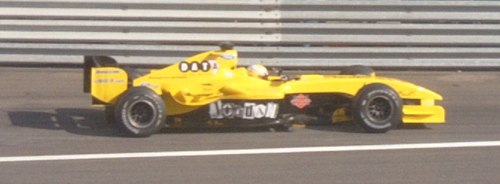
[{"left": 247, "top": 64, "right": 269, "bottom": 79}]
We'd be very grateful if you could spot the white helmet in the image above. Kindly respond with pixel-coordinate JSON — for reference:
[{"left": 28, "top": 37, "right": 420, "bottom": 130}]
[{"left": 247, "top": 64, "right": 268, "bottom": 79}]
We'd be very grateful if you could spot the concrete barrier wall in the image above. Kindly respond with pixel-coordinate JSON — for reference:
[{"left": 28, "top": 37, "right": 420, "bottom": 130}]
[{"left": 1, "top": 0, "right": 500, "bottom": 68}]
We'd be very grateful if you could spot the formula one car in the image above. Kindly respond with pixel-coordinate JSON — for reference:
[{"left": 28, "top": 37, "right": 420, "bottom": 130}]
[{"left": 84, "top": 43, "right": 445, "bottom": 137}]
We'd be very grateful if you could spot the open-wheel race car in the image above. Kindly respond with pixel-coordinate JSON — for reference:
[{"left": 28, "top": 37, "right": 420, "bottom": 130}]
[{"left": 84, "top": 43, "right": 445, "bottom": 137}]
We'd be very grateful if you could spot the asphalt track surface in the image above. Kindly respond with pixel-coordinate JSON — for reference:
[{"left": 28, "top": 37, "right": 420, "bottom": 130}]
[{"left": 0, "top": 67, "right": 499, "bottom": 184}]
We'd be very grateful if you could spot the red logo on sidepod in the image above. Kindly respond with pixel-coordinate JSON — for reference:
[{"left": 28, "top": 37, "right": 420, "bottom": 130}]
[{"left": 291, "top": 94, "right": 311, "bottom": 109}]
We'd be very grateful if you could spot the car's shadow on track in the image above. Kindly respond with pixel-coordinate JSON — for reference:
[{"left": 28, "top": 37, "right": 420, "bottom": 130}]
[
  {"left": 8, "top": 108, "right": 121, "bottom": 137},
  {"left": 160, "top": 127, "right": 272, "bottom": 134},
  {"left": 7, "top": 108, "right": 277, "bottom": 137},
  {"left": 306, "top": 122, "right": 360, "bottom": 133},
  {"left": 8, "top": 108, "right": 431, "bottom": 137},
  {"left": 306, "top": 121, "right": 430, "bottom": 133}
]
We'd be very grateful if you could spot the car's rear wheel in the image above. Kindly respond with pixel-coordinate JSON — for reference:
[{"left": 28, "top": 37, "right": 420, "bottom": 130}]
[
  {"left": 114, "top": 87, "right": 166, "bottom": 137},
  {"left": 352, "top": 83, "right": 402, "bottom": 133}
]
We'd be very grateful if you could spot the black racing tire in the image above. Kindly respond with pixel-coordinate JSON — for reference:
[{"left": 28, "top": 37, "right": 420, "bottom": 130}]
[
  {"left": 114, "top": 87, "right": 166, "bottom": 137},
  {"left": 340, "top": 65, "right": 375, "bottom": 76},
  {"left": 352, "top": 83, "right": 402, "bottom": 133},
  {"left": 105, "top": 106, "right": 115, "bottom": 124}
]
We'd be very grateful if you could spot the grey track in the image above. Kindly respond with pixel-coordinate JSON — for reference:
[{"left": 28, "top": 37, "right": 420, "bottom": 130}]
[{"left": 0, "top": 67, "right": 499, "bottom": 184}]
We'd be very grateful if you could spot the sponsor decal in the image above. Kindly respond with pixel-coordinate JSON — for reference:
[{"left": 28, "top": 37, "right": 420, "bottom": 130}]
[
  {"left": 290, "top": 94, "right": 311, "bottom": 109},
  {"left": 179, "top": 60, "right": 219, "bottom": 74},
  {"left": 94, "top": 78, "right": 125, "bottom": 84},
  {"left": 208, "top": 60, "right": 219, "bottom": 74},
  {"left": 209, "top": 101, "right": 279, "bottom": 119},
  {"left": 95, "top": 70, "right": 121, "bottom": 74},
  {"left": 220, "top": 54, "right": 236, "bottom": 60}
]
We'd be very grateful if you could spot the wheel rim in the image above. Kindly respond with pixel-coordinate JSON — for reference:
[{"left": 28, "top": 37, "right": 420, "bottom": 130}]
[
  {"left": 126, "top": 100, "right": 156, "bottom": 128},
  {"left": 366, "top": 96, "right": 393, "bottom": 123}
]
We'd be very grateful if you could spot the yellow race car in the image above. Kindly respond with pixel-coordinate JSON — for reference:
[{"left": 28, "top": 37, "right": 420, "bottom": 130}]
[{"left": 83, "top": 43, "right": 445, "bottom": 137}]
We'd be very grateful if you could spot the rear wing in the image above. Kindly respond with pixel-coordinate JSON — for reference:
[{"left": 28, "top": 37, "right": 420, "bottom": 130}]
[
  {"left": 83, "top": 56, "right": 128, "bottom": 105},
  {"left": 83, "top": 56, "right": 118, "bottom": 93}
]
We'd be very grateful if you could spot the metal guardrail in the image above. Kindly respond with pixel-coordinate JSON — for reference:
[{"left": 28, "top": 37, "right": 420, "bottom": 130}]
[{"left": 1, "top": 0, "right": 500, "bottom": 68}]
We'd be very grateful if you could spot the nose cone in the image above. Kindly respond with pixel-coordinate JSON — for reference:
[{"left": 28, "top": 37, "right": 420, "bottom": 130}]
[
  {"left": 413, "top": 86, "right": 443, "bottom": 100},
  {"left": 389, "top": 78, "right": 443, "bottom": 100}
]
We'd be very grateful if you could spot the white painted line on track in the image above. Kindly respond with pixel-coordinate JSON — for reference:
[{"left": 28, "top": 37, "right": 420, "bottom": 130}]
[{"left": 1, "top": 141, "right": 500, "bottom": 163}]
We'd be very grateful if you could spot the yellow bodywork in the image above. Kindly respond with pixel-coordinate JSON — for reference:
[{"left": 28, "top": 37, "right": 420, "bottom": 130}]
[
  {"left": 90, "top": 67, "right": 128, "bottom": 104},
  {"left": 87, "top": 49, "right": 445, "bottom": 124}
]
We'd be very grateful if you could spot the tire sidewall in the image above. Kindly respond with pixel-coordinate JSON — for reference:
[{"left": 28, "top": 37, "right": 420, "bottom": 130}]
[
  {"left": 353, "top": 84, "right": 402, "bottom": 133},
  {"left": 115, "top": 87, "right": 166, "bottom": 137}
]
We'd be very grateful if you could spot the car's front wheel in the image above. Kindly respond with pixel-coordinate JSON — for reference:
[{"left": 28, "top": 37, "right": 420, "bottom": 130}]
[
  {"left": 114, "top": 87, "right": 166, "bottom": 137},
  {"left": 352, "top": 83, "right": 402, "bottom": 133}
]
